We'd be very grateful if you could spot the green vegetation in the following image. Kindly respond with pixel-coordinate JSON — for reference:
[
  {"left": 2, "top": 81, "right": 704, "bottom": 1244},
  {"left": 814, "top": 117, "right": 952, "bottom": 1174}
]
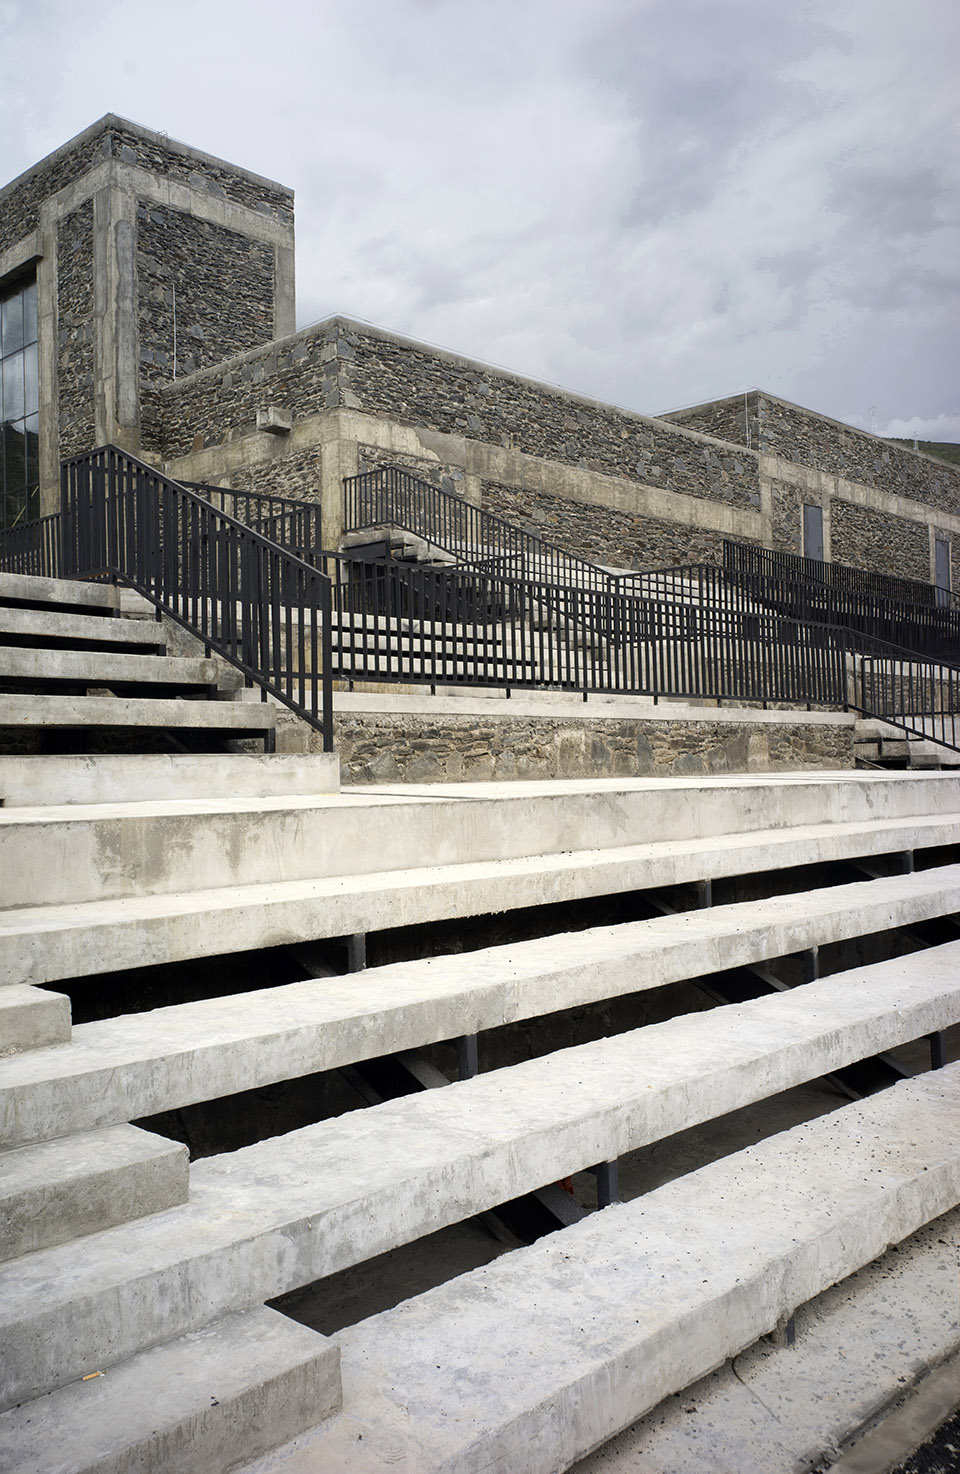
[{"left": 887, "top": 439, "right": 960, "bottom": 468}]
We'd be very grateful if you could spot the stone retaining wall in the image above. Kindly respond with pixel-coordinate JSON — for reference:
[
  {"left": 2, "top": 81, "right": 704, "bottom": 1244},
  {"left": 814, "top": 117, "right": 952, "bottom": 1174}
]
[
  {"left": 831, "top": 499, "right": 930, "bottom": 583},
  {"left": 324, "top": 710, "right": 854, "bottom": 784}
]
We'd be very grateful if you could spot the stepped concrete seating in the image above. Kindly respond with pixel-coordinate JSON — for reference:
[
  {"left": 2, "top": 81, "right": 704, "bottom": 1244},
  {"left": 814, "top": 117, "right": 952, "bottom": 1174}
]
[
  {"left": 856, "top": 716, "right": 960, "bottom": 769},
  {"left": 3, "top": 567, "right": 960, "bottom": 1473},
  {"left": 0, "top": 570, "right": 281, "bottom": 750}
]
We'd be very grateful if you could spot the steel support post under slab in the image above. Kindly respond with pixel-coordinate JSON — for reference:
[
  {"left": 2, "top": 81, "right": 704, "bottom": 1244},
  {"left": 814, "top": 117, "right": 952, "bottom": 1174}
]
[
  {"left": 346, "top": 933, "right": 367, "bottom": 973},
  {"left": 457, "top": 1033, "right": 479, "bottom": 1081},
  {"left": 929, "top": 1032, "right": 947, "bottom": 1070},
  {"left": 801, "top": 946, "right": 820, "bottom": 984},
  {"left": 695, "top": 879, "right": 713, "bottom": 909},
  {"left": 899, "top": 850, "right": 915, "bottom": 874},
  {"left": 593, "top": 1159, "right": 621, "bottom": 1208}
]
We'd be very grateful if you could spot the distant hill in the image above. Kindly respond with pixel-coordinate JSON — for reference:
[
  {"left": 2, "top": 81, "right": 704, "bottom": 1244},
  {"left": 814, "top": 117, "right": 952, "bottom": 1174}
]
[{"left": 887, "top": 439, "right": 960, "bottom": 468}]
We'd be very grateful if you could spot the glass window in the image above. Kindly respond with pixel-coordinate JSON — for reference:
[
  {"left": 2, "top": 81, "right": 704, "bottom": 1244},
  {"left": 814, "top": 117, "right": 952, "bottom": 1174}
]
[{"left": 0, "top": 273, "right": 39, "bottom": 530}]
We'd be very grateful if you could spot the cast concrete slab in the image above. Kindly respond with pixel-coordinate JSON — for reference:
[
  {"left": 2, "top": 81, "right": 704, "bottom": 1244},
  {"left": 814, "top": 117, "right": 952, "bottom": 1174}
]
[
  {"left": 0, "top": 571, "right": 120, "bottom": 614},
  {"left": 0, "top": 693, "right": 278, "bottom": 732},
  {"left": 2, "top": 808, "right": 957, "bottom": 984},
  {"left": 2, "top": 945, "right": 959, "bottom": 1408},
  {"left": 2, "top": 865, "right": 957, "bottom": 1145},
  {"left": 0, "top": 752, "right": 340, "bottom": 806},
  {"left": 239, "top": 1067, "right": 960, "bottom": 1474},
  {"left": 0, "top": 1123, "right": 189, "bottom": 1259},
  {"left": 0, "top": 984, "right": 70, "bottom": 1055},
  {"left": 0, "top": 605, "right": 165, "bottom": 650},
  {"left": 0, "top": 644, "right": 218, "bottom": 689},
  {"left": 0, "top": 1305, "right": 341, "bottom": 1474}
]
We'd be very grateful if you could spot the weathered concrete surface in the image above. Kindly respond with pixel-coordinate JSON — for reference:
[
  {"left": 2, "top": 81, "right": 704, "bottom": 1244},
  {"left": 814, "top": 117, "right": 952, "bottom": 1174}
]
[
  {"left": 2, "top": 945, "right": 959, "bottom": 1409},
  {"left": 0, "top": 1305, "right": 341, "bottom": 1474},
  {"left": 0, "top": 643, "right": 219, "bottom": 689},
  {"left": 3, "top": 865, "right": 958, "bottom": 1146},
  {"left": 246, "top": 1067, "right": 960, "bottom": 1474},
  {"left": 0, "top": 692, "right": 278, "bottom": 733},
  {"left": 0, "top": 571, "right": 120, "bottom": 613},
  {"left": 2, "top": 770, "right": 958, "bottom": 909},
  {"left": 0, "top": 604, "right": 165, "bottom": 649},
  {"left": 0, "top": 984, "right": 70, "bottom": 1055},
  {"left": 0, "top": 751, "right": 340, "bottom": 806},
  {"left": 0, "top": 1124, "right": 188, "bottom": 1259},
  {"left": 2, "top": 807, "right": 958, "bottom": 986}
]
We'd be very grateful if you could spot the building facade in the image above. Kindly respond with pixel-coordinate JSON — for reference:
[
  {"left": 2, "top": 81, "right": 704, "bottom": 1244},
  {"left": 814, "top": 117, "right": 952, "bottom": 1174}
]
[{"left": 1, "top": 115, "right": 956, "bottom": 598}]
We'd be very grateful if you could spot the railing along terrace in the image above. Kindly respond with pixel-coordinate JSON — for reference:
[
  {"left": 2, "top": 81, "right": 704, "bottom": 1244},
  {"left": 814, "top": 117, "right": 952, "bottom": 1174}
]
[
  {"left": 326, "top": 551, "right": 849, "bottom": 708},
  {"left": 634, "top": 560, "right": 960, "bottom": 665},
  {"left": 0, "top": 511, "right": 61, "bottom": 578},
  {"left": 725, "top": 539, "right": 960, "bottom": 613},
  {"left": 343, "top": 464, "right": 621, "bottom": 594},
  {"left": 181, "top": 480, "right": 323, "bottom": 568},
  {"left": 60, "top": 447, "right": 333, "bottom": 749},
  {"left": 851, "top": 632, "right": 960, "bottom": 754}
]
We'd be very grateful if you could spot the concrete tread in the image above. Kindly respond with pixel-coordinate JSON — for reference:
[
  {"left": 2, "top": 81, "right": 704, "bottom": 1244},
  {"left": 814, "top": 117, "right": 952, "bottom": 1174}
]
[
  {"left": 1, "top": 864, "right": 957, "bottom": 1144},
  {"left": 0, "top": 645, "right": 217, "bottom": 685},
  {"left": 0, "top": 752, "right": 339, "bottom": 807},
  {"left": 0, "top": 985, "right": 70, "bottom": 1055},
  {"left": 0, "top": 1305, "right": 340, "bottom": 1474},
  {"left": 1, "top": 810, "right": 957, "bottom": 984},
  {"left": 272, "top": 1066, "right": 960, "bottom": 1474},
  {"left": 0, "top": 693, "right": 278, "bottom": 731},
  {"left": 2, "top": 942, "right": 959, "bottom": 1408},
  {"left": 0, "top": 1124, "right": 189, "bottom": 1259},
  {"left": 0, "top": 605, "right": 165, "bottom": 649},
  {"left": 0, "top": 571, "right": 119, "bottom": 613}
]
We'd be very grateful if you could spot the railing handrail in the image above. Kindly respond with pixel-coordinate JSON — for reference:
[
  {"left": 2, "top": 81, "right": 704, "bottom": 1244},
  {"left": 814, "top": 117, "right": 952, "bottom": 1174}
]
[
  {"left": 59, "top": 446, "right": 334, "bottom": 749},
  {"left": 725, "top": 538, "right": 960, "bottom": 612}
]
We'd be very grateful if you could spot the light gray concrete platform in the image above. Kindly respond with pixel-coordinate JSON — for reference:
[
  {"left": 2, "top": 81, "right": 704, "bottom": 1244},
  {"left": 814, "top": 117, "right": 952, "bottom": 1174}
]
[
  {"left": 0, "top": 570, "right": 120, "bottom": 614},
  {"left": 0, "top": 693, "right": 278, "bottom": 732},
  {"left": 0, "top": 752, "right": 340, "bottom": 806},
  {"left": 2, "top": 943, "right": 959, "bottom": 1409},
  {"left": 0, "top": 644, "right": 219, "bottom": 690},
  {"left": 252, "top": 1066, "right": 960, "bottom": 1474},
  {"left": 2, "top": 809, "right": 957, "bottom": 985},
  {"left": 2, "top": 865, "right": 957, "bottom": 1146},
  {"left": 0, "top": 984, "right": 70, "bottom": 1055},
  {"left": 0, "top": 605, "right": 165, "bottom": 650},
  {"left": 2, "top": 770, "right": 958, "bottom": 910},
  {"left": 0, "top": 1305, "right": 341, "bottom": 1474},
  {"left": 0, "top": 1123, "right": 188, "bottom": 1259}
]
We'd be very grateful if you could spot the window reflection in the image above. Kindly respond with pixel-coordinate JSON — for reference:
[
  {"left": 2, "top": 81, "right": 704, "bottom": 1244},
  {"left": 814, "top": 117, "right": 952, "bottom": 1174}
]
[{"left": 1, "top": 274, "right": 39, "bottom": 529}]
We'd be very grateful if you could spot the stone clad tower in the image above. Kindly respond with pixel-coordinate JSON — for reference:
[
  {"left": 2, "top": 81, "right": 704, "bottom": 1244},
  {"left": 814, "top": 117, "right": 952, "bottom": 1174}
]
[{"left": 0, "top": 115, "right": 295, "bottom": 520}]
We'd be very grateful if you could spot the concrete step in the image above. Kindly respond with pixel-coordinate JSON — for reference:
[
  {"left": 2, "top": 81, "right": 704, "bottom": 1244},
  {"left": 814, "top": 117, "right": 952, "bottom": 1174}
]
[
  {"left": 0, "top": 752, "right": 340, "bottom": 806},
  {"left": 0, "top": 604, "right": 166, "bottom": 652},
  {"left": 2, "top": 941, "right": 958, "bottom": 1409},
  {"left": 3, "top": 809, "right": 958, "bottom": 985},
  {"left": 0, "top": 1124, "right": 188, "bottom": 1260},
  {"left": 0, "top": 644, "right": 219, "bottom": 694},
  {"left": 3, "top": 865, "right": 957, "bottom": 1147},
  {"left": 2, "top": 772, "right": 957, "bottom": 910},
  {"left": 0, "top": 985, "right": 70, "bottom": 1056},
  {"left": 0, "top": 1305, "right": 340, "bottom": 1474},
  {"left": 298, "top": 1065, "right": 960, "bottom": 1474},
  {"left": 0, "top": 571, "right": 120, "bottom": 616},
  {"left": 0, "top": 693, "right": 278, "bottom": 737}
]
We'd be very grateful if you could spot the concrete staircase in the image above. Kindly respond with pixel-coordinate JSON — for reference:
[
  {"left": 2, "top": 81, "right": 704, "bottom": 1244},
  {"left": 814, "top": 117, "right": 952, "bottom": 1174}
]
[{"left": 2, "top": 570, "right": 960, "bottom": 1472}]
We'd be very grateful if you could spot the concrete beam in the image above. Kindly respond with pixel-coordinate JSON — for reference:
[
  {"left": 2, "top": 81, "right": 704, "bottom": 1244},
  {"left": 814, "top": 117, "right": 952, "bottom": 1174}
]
[
  {"left": 1, "top": 943, "right": 958, "bottom": 1408},
  {"left": 2, "top": 866, "right": 957, "bottom": 1145}
]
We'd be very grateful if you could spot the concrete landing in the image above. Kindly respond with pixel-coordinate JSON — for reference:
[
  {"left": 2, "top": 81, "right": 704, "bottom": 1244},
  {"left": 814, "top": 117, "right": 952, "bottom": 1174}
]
[
  {"left": 0, "top": 751, "right": 340, "bottom": 806},
  {"left": 242, "top": 1066, "right": 960, "bottom": 1474}
]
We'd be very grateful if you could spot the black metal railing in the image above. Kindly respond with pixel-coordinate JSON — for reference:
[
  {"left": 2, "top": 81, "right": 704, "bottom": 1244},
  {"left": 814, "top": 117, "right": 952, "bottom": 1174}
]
[
  {"left": 0, "top": 511, "right": 62, "bottom": 578},
  {"left": 635, "top": 559, "right": 960, "bottom": 665},
  {"left": 850, "top": 633, "right": 960, "bottom": 753},
  {"left": 725, "top": 539, "right": 959, "bottom": 613},
  {"left": 181, "top": 480, "right": 323, "bottom": 567},
  {"left": 343, "top": 464, "right": 627, "bottom": 593},
  {"left": 60, "top": 447, "right": 333, "bottom": 749}
]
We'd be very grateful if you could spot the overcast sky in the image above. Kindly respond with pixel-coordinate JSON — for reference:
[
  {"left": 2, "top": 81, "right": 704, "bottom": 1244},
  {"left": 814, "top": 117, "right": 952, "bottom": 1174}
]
[{"left": 2, "top": 0, "right": 957, "bottom": 440}]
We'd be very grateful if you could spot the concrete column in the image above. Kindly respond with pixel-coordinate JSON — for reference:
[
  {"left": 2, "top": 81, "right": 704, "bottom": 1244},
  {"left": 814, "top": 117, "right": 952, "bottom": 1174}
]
[
  {"left": 34, "top": 215, "right": 59, "bottom": 514},
  {"left": 320, "top": 426, "right": 360, "bottom": 551},
  {"left": 93, "top": 186, "right": 140, "bottom": 453}
]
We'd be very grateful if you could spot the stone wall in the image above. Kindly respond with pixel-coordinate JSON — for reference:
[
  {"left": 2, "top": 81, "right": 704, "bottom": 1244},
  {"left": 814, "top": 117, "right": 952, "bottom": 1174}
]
[
  {"left": 327, "top": 710, "right": 853, "bottom": 784},
  {"left": 769, "top": 479, "right": 805, "bottom": 555},
  {"left": 56, "top": 201, "right": 95, "bottom": 460},
  {"left": 357, "top": 442, "right": 468, "bottom": 499},
  {"left": 831, "top": 500, "right": 930, "bottom": 583},
  {"left": 137, "top": 204, "right": 275, "bottom": 387},
  {"left": 480, "top": 482, "right": 734, "bottom": 570},
  {"left": 230, "top": 445, "right": 325, "bottom": 504},
  {"left": 0, "top": 117, "right": 292, "bottom": 259},
  {"left": 157, "top": 320, "right": 762, "bottom": 516}
]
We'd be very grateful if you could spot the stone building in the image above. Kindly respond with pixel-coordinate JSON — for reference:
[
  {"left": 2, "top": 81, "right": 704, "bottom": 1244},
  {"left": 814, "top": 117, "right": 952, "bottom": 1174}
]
[{"left": 1, "top": 113, "right": 957, "bottom": 599}]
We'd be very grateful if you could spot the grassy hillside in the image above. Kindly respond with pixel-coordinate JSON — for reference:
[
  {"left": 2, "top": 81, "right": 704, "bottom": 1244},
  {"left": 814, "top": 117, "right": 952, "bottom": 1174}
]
[{"left": 887, "top": 439, "right": 960, "bottom": 468}]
